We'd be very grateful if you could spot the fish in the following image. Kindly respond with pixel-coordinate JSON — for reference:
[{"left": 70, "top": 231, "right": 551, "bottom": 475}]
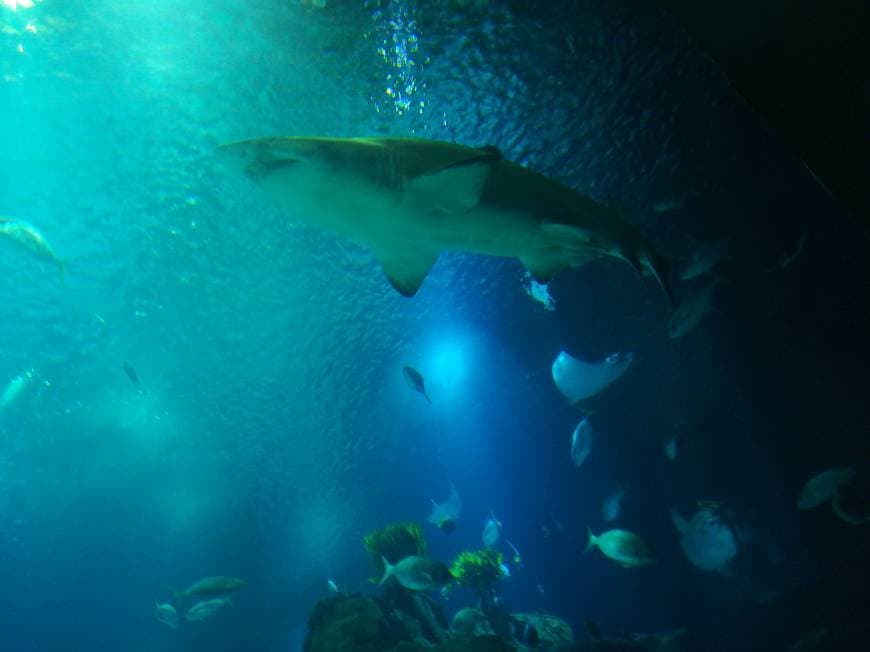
[
  {"left": 668, "top": 280, "right": 719, "bottom": 339},
  {"left": 402, "top": 365, "right": 431, "bottom": 403},
  {"left": 0, "top": 217, "right": 65, "bottom": 282},
  {"left": 327, "top": 578, "right": 339, "bottom": 593},
  {"left": 482, "top": 510, "right": 501, "bottom": 546},
  {"left": 766, "top": 221, "right": 809, "bottom": 272},
  {"left": 155, "top": 602, "right": 179, "bottom": 628},
  {"left": 379, "top": 555, "right": 452, "bottom": 591},
  {"left": 438, "top": 519, "right": 456, "bottom": 534},
  {"left": 663, "top": 437, "right": 678, "bottom": 461},
  {"left": 499, "top": 563, "right": 511, "bottom": 578},
  {"left": 601, "top": 487, "right": 626, "bottom": 522},
  {"left": 653, "top": 198, "right": 684, "bottom": 214},
  {"left": 172, "top": 576, "right": 246, "bottom": 602},
  {"left": 521, "top": 271, "right": 556, "bottom": 311},
  {"left": 0, "top": 368, "right": 35, "bottom": 411},
  {"left": 506, "top": 540, "right": 522, "bottom": 567},
  {"left": 797, "top": 466, "right": 855, "bottom": 510},
  {"left": 551, "top": 350, "right": 634, "bottom": 404},
  {"left": 831, "top": 486, "right": 870, "bottom": 525},
  {"left": 218, "top": 137, "right": 673, "bottom": 302},
  {"left": 678, "top": 237, "right": 732, "bottom": 281},
  {"left": 570, "top": 417, "right": 595, "bottom": 468},
  {"left": 185, "top": 597, "right": 232, "bottom": 622},
  {"left": 122, "top": 362, "right": 139, "bottom": 385},
  {"left": 427, "top": 482, "right": 461, "bottom": 532},
  {"left": 671, "top": 504, "right": 737, "bottom": 572},
  {"left": 585, "top": 528, "right": 654, "bottom": 568}
]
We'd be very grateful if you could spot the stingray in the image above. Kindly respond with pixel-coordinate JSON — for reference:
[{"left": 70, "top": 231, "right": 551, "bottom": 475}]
[{"left": 551, "top": 350, "right": 634, "bottom": 403}]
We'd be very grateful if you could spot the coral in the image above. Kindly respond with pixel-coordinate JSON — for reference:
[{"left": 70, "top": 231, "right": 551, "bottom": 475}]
[
  {"left": 450, "top": 549, "right": 505, "bottom": 592},
  {"left": 304, "top": 596, "right": 397, "bottom": 652},
  {"left": 512, "top": 613, "right": 574, "bottom": 647},
  {"left": 451, "top": 607, "right": 495, "bottom": 638},
  {"left": 305, "top": 593, "right": 515, "bottom": 652},
  {"left": 363, "top": 521, "right": 427, "bottom": 582}
]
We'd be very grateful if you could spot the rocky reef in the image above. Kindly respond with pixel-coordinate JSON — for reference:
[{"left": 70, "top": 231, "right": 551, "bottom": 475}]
[{"left": 303, "top": 590, "right": 689, "bottom": 652}]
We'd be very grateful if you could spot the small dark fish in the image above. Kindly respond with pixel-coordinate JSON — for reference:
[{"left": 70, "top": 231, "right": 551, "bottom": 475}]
[
  {"left": 438, "top": 519, "right": 456, "bottom": 534},
  {"left": 402, "top": 365, "right": 431, "bottom": 403},
  {"left": 123, "top": 362, "right": 139, "bottom": 385},
  {"left": 584, "top": 618, "right": 601, "bottom": 640}
]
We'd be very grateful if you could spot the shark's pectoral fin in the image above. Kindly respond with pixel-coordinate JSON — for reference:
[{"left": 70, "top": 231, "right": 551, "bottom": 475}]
[
  {"left": 520, "top": 252, "right": 569, "bottom": 283},
  {"left": 375, "top": 247, "right": 439, "bottom": 297},
  {"left": 405, "top": 152, "right": 499, "bottom": 213}
]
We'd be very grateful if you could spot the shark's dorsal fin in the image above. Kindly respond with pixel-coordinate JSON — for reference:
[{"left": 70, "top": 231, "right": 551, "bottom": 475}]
[
  {"left": 376, "top": 248, "right": 438, "bottom": 297},
  {"left": 478, "top": 145, "right": 502, "bottom": 157},
  {"left": 405, "top": 152, "right": 499, "bottom": 213}
]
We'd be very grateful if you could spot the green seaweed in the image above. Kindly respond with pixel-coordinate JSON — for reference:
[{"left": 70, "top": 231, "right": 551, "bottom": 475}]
[
  {"left": 363, "top": 521, "right": 427, "bottom": 581},
  {"left": 449, "top": 549, "right": 504, "bottom": 592}
]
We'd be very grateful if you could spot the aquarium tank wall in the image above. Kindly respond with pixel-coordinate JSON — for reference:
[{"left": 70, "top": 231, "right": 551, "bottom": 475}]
[{"left": 0, "top": 1, "right": 867, "bottom": 651}]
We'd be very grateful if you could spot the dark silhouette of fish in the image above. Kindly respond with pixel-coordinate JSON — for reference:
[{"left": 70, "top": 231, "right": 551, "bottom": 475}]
[
  {"left": 402, "top": 365, "right": 431, "bottom": 403},
  {"left": 438, "top": 519, "right": 456, "bottom": 534},
  {"left": 123, "top": 362, "right": 139, "bottom": 385}
]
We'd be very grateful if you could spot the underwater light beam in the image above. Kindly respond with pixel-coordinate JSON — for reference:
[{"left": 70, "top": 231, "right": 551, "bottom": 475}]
[
  {"left": 2, "top": 0, "right": 34, "bottom": 11},
  {"left": 422, "top": 334, "right": 474, "bottom": 401}
]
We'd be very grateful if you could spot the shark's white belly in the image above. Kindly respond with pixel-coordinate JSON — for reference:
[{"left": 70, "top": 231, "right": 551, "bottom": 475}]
[{"left": 260, "top": 165, "right": 540, "bottom": 259}]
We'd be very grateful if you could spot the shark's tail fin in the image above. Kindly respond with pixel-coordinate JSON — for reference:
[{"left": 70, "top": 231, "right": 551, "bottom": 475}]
[
  {"left": 648, "top": 253, "right": 675, "bottom": 307},
  {"left": 628, "top": 250, "right": 674, "bottom": 306}
]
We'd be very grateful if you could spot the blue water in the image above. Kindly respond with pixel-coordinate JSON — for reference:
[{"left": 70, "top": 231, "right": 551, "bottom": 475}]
[{"left": 1, "top": 1, "right": 867, "bottom": 651}]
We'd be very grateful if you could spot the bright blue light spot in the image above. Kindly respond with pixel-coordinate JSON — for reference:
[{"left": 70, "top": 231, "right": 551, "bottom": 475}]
[{"left": 424, "top": 333, "right": 473, "bottom": 401}]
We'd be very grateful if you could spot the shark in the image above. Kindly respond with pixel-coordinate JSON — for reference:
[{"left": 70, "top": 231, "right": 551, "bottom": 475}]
[{"left": 217, "top": 136, "right": 672, "bottom": 301}]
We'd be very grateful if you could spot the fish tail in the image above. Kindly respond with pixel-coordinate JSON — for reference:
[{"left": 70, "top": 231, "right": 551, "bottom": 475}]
[
  {"left": 163, "top": 586, "right": 181, "bottom": 605},
  {"left": 584, "top": 528, "right": 596, "bottom": 553},
  {"left": 378, "top": 556, "right": 394, "bottom": 585}
]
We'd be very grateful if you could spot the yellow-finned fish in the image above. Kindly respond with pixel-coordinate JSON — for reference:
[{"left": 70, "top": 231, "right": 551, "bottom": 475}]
[{"left": 586, "top": 528, "right": 654, "bottom": 568}]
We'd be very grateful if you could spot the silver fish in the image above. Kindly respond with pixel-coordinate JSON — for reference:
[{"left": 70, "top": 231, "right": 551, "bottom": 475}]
[
  {"left": 668, "top": 280, "right": 719, "bottom": 339},
  {"left": 671, "top": 504, "right": 737, "bottom": 572},
  {"left": 570, "top": 417, "right": 595, "bottom": 468},
  {"left": 379, "top": 555, "right": 452, "bottom": 591},
  {"left": 586, "top": 528, "right": 654, "bottom": 568},
  {"left": 0, "top": 217, "right": 65, "bottom": 281},
  {"left": 678, "top": 237, "right": 732, "bottom": 281},
  {"left": 482, "top": 510, "right": 501, "bottom": 546},
  {"left": 798, "top": 466, "right": 854, "bottom": 510},
  {"left": 601, "top": 487, "right": 626, "bottom": 522},
  {"left": 185, "top": 597, "right": 232, "bottom": 622}
]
